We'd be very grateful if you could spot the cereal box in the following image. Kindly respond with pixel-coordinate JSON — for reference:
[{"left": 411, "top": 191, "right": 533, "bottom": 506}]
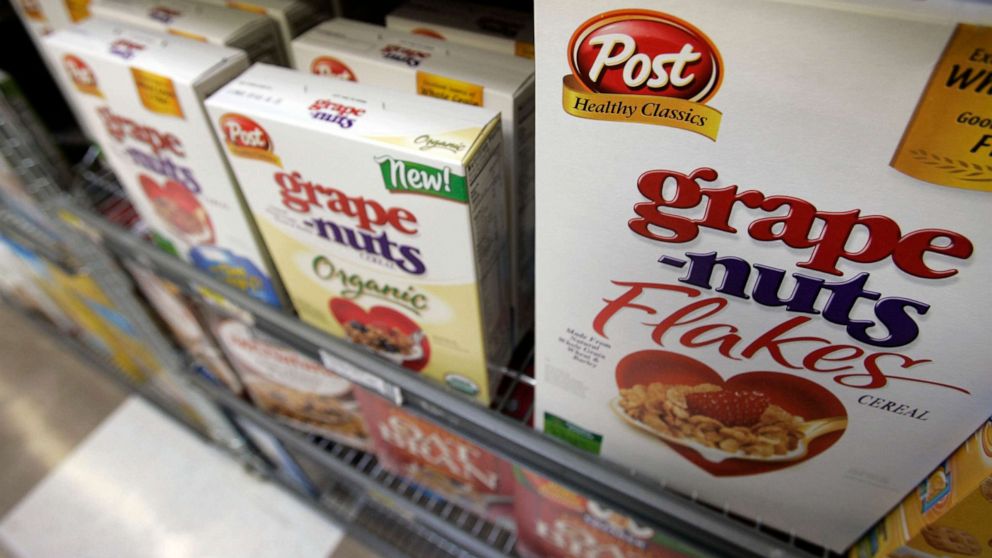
[
  {"left": 851, "top": 418, "right": 992, "bottom": 558},
  {"left": 0, "top": 235, "right": 78, "bottom": 332},
  {"left": 42, "top": 19, "right": 286, "bottom": 307},
  {"left": 89, "top": 0, "right": 288, "bottom": 65},
  {"left": 533, "top": 1, "right": 992, "bottom": 550},
  {"left": 195, "top": 0, "right": 325, "bottom": 66},
  {"left": 205, "top": 63, "right": 511, "bottom": 403},
  {"left": 201, "top": 300, "right": 370, "bottom": 448},
  {"left": 293, "top": 18, "right": 535, "bottom": 343},
  {"left": 124, "top": 261, "right": 243, "bottom": 393},
  {"left": 513, "top": 465, "right": 707, "bottom": 558},
  {"left": 386, "top": 0, "right": 534, "bottom": 59},
  {"left": 10, "top": 0, "right": 90, "bottom": 41},
  {"left": 8, "top": 236, "right": 160, "bottom": 381},
  {"left": 354, "top": 387, "right": 514, "bottom": 523}
]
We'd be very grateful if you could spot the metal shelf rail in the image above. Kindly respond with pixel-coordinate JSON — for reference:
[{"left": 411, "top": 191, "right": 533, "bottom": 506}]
[{"left": 64, "top": 170, "right": 834, "bottom": 558}]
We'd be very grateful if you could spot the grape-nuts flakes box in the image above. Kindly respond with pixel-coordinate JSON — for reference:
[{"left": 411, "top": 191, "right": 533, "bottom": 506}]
[
  {"left": 534, "top": 1, "right": 992, "bottom": 551},
  {"left": 206, "top": 63, "right": 511, "bottom": 403}
]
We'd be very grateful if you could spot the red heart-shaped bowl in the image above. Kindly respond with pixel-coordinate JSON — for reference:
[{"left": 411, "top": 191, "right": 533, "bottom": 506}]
[
  {"left": 615, "top": 350, "right": 846, "bottom": 476},
  {"left": 329, "top": 298, "right": 430, "bottom": 371}
]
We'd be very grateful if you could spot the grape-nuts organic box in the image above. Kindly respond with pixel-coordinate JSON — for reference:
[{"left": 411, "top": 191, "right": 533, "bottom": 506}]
[
  {"left": 205, "top": 63, "right": 511, "bottom": 403},
  {"left": 90, "top": 0, "right": 288, "bottom": 65},
  {"left": 534, "top": 0, "right": 992, "bottom": 551},
  {"left": 43, "top": 19, "right": 285, "bottom": 306},
  {"left": 293, "top": 18, "right": 536, "bottom": 343}
]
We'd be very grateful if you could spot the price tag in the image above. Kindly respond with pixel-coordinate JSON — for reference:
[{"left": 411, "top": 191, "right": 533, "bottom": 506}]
[{"left": 319, "top": 349, "right": 403, "bottom": 406}]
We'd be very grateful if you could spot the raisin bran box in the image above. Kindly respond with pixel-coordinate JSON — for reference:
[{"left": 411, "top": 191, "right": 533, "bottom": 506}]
[
  {"left": 851, "top": 418, "right": 992, "bottom": 558},
  {"left": 533, "top": 0, "right": 992, "bottom": 551},
  {"left": 205, "top": 63, "right": 511, "bottom": 403},
  {"left": 386, "top": 0, "right": 534, "bottom": 59},
  {"left": 42, "top": 19, "right": 285, "bottom": 307},
  {"left": 194, "top": 0, "right": 325, "bottom": 66},
  {"left": 513, "top": 465, "right": 707, "bottom": 558},
  {"left": 89, "top": 0, "right": 288, "bottom": 65},
  {"left": 199, "top": 298, "right": 370, "bottom": 449},
  {"left": 293, "top": 18, "right": 536, "bottom": 343},
  {"left": 354, "top": 387, "right": 514, "bottom": 523}
]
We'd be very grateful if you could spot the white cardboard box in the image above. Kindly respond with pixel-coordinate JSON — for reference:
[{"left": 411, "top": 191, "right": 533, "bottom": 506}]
[
  {"left": 205, "top": 63, "right": 511, "bottom": 403},
  {"left": 43, "top": 19, "right": 285, "bottom": 307},
  {"left": 90, "top": 0, "right": 288, "bottom": 65},
  {"left": 194, "top": 0, "right": 325, "bottom": 66},
  {"left": 10, "top": 0, "right": 89, "bottom": 41},
  {"left": 293, "top": 18, "right": 535, "bottom": 344},
  {"left": 386, "top": 0, "right": 534, "bottom": 59},
  {"left": 534, "top": 0, "right": 992, "bottom": 551}
]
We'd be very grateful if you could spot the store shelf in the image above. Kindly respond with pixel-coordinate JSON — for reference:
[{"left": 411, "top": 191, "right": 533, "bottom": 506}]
[
  {"left": 62, "top": 171, "right": 830, "bottom": 558},
  {"left": 202, "top": 374, "right": 514, "bottom": 558}
]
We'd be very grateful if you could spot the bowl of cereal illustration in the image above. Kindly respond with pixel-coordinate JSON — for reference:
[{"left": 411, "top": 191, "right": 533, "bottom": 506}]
[
  {"left": 329, "top": 298, "right": 430, "bottom": 371},
  {"left": 613, "top": 350, "right": 847, "bottom": 476}
]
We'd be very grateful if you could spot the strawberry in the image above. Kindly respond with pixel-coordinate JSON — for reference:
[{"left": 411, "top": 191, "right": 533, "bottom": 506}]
[{"left": 685, "top": 390, "right": 771, "bottom": 427}]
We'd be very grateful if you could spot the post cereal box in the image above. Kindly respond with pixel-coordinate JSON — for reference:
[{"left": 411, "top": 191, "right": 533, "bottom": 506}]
[
  {"left": 205, "top": 63, "right": 511, "bottom": 403},
  {"left": 533, "top": 0, "right": 992, "bottom": 551},
  {"left": 513, "top": 465, "right": 707, "bottom": 558},
  {"left": 10, "top": 0, "right": 90, "bottom": 40},
  {"left": 195, "top": 0, "right": 326, "bottom": 66},
  {"left": 199, "top": 298, "right": 370, "bottom": 449},
  {"left": 293, "top": 18, "right": 536, "bottom": 343},
  {"left": 354, "top": 387, "right": 514, "bottom": 524},
  {"left": 90, "top": 0, "right": 288, "bottom": 65},
  {"left": 852, "top": 418, "right": 992, "bottom": 558},
  {"left": 386, "top": 0, "right": 534, "bottom": 59},
  {"left": 123, "top": 261, "right": 243, "bottom": 393},
  {"left": 42, "top": 19, "right": 285, "bottom": 307}
]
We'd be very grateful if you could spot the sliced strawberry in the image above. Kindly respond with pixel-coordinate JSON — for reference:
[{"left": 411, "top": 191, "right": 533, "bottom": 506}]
[{"left": 685, "top": 390, "right": 771, "bottom": 427}]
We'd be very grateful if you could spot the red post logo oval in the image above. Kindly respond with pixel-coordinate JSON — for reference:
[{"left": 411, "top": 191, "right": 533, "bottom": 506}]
[
  {"left": 568, "top": 9, "right": 722, "bottom": 103},
  {"left": 63, "top": 55, "right": 102, "bottom": 97},
  {"left": 63, "top": 55, "right": 96, "bottom": 88},
  {"left": 310, "top": 56, "right": 357, "bottom": 82},
  {"left": 221, "top": 114, "right": 271, "bottom": 150},
  {"left": 220, "top": 113, "right": 282, "bottom": 167}
]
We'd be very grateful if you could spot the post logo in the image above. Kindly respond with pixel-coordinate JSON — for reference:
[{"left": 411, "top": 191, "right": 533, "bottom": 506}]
[
  {"left": 563, "top": 9, "right": 723, "bottom": 140},
  {"left": 63, "top": 55, "right": 102, "bottom": 97},
  {"left": 310, "top": 57, "right": 357, "bottom": 82},
  {"left": 111, "top": 39, "right": 145, "bottom": 60},
  {"left": 219, "top": 113, "right": 281, "bottom": 167}
]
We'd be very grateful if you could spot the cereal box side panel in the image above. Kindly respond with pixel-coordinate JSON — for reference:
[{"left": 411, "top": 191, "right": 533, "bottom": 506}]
[
  {"left": 205, "top": 83, "right": 495, "bottom": 402},
  {"left": 196, "top": 0, "right": 314, "bottom": 65},
  {"left": 535, "top": 0, "right": 992, "bottom": 551},
  {"left": 463, "top": 118, "right": 513, "bottom": 392},
  {"left": 510, "top": 75, "right": 535, "bottom": 341}
]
